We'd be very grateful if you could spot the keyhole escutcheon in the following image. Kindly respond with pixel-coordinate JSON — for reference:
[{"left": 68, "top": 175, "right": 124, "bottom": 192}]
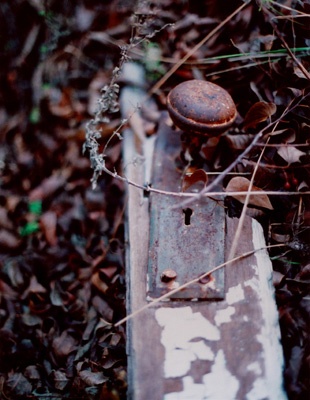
[{"left": 183, "top": 208, "right": 193, "bottom": 225}]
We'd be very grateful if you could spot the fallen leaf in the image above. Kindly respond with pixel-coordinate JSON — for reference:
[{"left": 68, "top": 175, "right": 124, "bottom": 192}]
[
  {"left": 0, "top": 229, "right": 21, "bottom": 249},
  {"left": 52, "top": 370, "right": 69, "bottom": 391},
  {"left": 92, "top": 295, "right": 114, "bottom": 322},
  {"left": 225, "top": 133, "right": 255, "bottom": 150},
  {"left": 277, "top": 146, "right": 306, "bottom": 165},
  {"left": 294, "top": 66, "right": 308, "bottom": 79},
  {"left": 79, "top": 370, "right": 108, "bottom": 386},
  {"left": 28, "top": 276, "right": 47, "bottom": 294},
  {"left": 24, "top": 365, "right": 41, "bottom": 380},
  {"left": 40, "top": 211, "right": 58, "bottom": 246},
  {"left": 297, "top": 264, "right": 310, "bottom": 280},
  {"left": 274, "top": 87, "right": 303, "bottom": 105},
  {"left": 182, "top": 169, "right": 208, "bottom": 192},
  {"left": 45, "top": 87, "right": 74, "bottom": 118},
  {"left": 6, "top": 260, "right": 24, "bottom": 288},
  {"left": 29, "top": 169, "right": 71, "bottom": 201},
  {"left": 91, "top": 271, "right": 109, "bottom": 294},
  {"left": 225, "top": 177, "right": 273, "bottom": 210},
  {"left": 200, "top": 136, "right": 220, "bottom": 160},
  {"left": 50, "top": 281, "right": 64, "bottom": 307},
  {"left": 5, "top": 372, "right": 32, "bottom": 397},
  {"left": 0, "top": 280, "right": 18, "bottom": 300},
  {"left": 0, "top": 207, "right": 14, "bottom": 230},
  {"left": 269, "top": 128, "right": 296, "bottom": 143},
  {"left": 298, "top": 181, "right": 309, "bottom": 192},
  {"left": 243, "top": 101, "right": 277, "bottom": 130},
  {"left": 52, "top": 331, "right": 78, "bottom": 359}
]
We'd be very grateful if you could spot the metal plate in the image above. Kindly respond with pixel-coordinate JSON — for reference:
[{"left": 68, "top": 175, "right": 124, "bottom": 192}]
[{"left": 147, "top": 114, "right": 225, "bottom": 300}]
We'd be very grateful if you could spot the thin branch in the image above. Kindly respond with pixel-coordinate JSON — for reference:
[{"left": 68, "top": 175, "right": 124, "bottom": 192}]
[
  {"left": 105, "top": 161, "right": 310, "bottom": 198},
  {"left": 260, "top": 3, "right": 310, "bottom": 81},
  {"left": 114, "top": 243, "right": 286, "bottom": 327},
  {"left": 267, "top": 0, "right": 310, "bottom": 17},
  {"left": 228, "top": 138, "right": 270, "bottom": 260},
  {"left": 148, "top": 1, "right": 250, "bottom": 95},
  {"left": 175, "top": 90, "right": 310, "bottom": 209}
]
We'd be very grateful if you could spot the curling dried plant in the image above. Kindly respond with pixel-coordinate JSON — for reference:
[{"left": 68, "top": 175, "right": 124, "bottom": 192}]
[{"left": 84, "top": 9, "right": 173, "bottom": 188}]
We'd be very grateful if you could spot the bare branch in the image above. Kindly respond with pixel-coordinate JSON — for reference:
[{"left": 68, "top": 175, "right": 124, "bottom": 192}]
[{"left": 114, "top": 242, "right": 286, "bottom": 327}]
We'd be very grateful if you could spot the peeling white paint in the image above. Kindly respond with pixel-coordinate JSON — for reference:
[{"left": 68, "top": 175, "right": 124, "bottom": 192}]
[
  {"left": 247, "top": 361, "right": 262, "bottom": 375},
  {"left": 246, "top": 378, "right": 269, "bottom": 400},
  {"left": 249, "top": 220, "right": 288, "bottom": 400},
  {"left": 214, "top": 306, "right": 235, "bottom": 326},
  {"left": 226, "top": 283, "right": 244, "bottom": 305},
  {"left": 163, "top": 348, "right": 196, "bottom": 378},
  {"left": 244, "top": 275, "right": 259, "bottom": 293},
  {"left": 189, "top": 340, "right": 215, "bottom": 361},
  {"left": 164, "top": 350, "right": 239, "bottom": 400},
  {"left": 163, "top": 343, "right": 214, "bottom": 379},
  {"left": 155, "top": 307, "right": 219, "bottom": 378},
  {"left": 154, "top": 222, "right": 287, "bottom": 400},
  {"left": 164, "top": 376, "right": 205, "bottom": 400},
  {"left": 202, "top": 350, "right": 239, "bottom": 400}
]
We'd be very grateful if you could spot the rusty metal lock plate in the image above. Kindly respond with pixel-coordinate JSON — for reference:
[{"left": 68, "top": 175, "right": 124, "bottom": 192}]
[{"left": 147, "top": 115, "right": 225, "bottom": 300}]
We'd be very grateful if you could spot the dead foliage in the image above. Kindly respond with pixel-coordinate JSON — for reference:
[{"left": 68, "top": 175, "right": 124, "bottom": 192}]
[{"left": 0, "top": 0, "right": 309, "bottom": 399}]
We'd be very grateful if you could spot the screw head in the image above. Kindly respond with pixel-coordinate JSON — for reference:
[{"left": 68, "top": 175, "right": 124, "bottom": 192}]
[
  {"left": 198, "top": 275, "right": 212, "bottom": 285},
  {"left": 160, "top": 269, "right": 177, "bottom": 283},
  {"left": 167, "top": 80, "right": 237, "bottom": 136}
]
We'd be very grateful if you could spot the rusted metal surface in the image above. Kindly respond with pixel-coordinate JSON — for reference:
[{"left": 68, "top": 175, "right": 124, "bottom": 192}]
[
  {"left": 147, "top": 115, "right": 225, "bottom": 300},
  {"left": 166, "top": 80, "right": 237, "bottom": 135}
]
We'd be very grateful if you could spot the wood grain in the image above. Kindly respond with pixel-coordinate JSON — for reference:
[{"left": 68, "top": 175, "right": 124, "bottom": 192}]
[{"left": 122, "top": 78, "right": 287, "bottom": 400}]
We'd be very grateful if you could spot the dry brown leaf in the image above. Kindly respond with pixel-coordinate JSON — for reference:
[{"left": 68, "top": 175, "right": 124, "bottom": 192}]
[
  {"left": 28, "top": 276, "right": 47, "bottom": 294},
  {"left": 52, "top": 370, "right": 69, "bottom": 391},
  {"left": 182, "top": 169, "right": 208, "bottom": 192},
  {"left": 40, "top": 211, "right": 58, "bottom": 246},
  {"left": 91, "top": 271, "right": 109, "bottom": 294},
  {"left": 0, "top": 279, "right": 18, "bottom": 300},
  {"left": 0, "top": 229, "right": 21, "bottom": 250},
  {"left": 270, "top": 128, "right": 296, "bottom": 143},
  {"left": 243, "top": 101, "right": 277, "bottom": 130},
  {"left": 225, "top": 133, "right": 255, "bottom": 150},
  {"left": 52, "top": 331, "right": 78, "bottom": 359},
  {"left": 79, "top": 370, "right": 108, "bottom": 386},
  {"left": 5, "top": 372, "right": 32, "bottom": 397},
  {"left": 298, "top": 181, "right": 309, "bottom": 192},
  {"left": 0, "top": 208, "right": 14, "bottom": 230},
  {"left": 29, "top": 169, "right": 71, "bottom": 201},
  {"left": 277, "top": 146, "right": 306, "bottom": 165},
  {"left": 201, "top": 136, "right": 220, "bottom": 160},
  {"left": 225, "top": 177, "right": 273, "bottom": 210},
  {"left": 45, "top": 87, "right": 74, "bottom": 118}
]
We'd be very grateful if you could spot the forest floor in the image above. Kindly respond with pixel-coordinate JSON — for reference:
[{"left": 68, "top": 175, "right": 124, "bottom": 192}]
[{"left": 0, "top": 1, "right": 309, "bottom": 399}]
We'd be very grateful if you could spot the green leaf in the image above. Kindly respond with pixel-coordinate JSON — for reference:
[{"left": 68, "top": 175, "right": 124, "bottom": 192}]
[
  {"left": 29, "top": 107, "right": 40, "bottom": 124},
  {"left": 20, "top": 221, "right": 40, "bottom": 236},
  {"left": 28, "top": 200, "right": 42, "bottom": 215}
]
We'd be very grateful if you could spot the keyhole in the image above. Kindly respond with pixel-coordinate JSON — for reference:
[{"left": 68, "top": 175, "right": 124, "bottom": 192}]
[{"left": 183, "top": 208, "right": 193, "bottom": 225}]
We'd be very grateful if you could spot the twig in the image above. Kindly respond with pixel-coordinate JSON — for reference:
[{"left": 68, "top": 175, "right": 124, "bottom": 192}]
[
  {"left": 267, "top": 0, "right": 309, "bottom": 16},
  {"left": 114, "top": 242, "right": 286, "bottom": 327},
  {"left": 260, "top": 2, "right": 310, "bottom": 81},
  {"left": 228, "top": 138, "right": 270, "bottom": 260},
  {"left": 175, "top": 90, "right": 310, "bottom": 210},
  {"left": 104, "top": 160, "right": 310, "bottom": 198},
  {"left": 149, "top": 1, "right": 250, "bottom": 95}
]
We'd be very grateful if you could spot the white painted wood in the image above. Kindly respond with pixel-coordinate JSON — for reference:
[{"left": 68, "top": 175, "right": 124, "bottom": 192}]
[
  {"left": 150, "top": 219, "right": 287, "bottom": 400},
  {"left": 124, "top": 132, "right": 288, "bottom": 399},
  {"left": 121, "top": 63, "right": 287, "bottom": 399}
]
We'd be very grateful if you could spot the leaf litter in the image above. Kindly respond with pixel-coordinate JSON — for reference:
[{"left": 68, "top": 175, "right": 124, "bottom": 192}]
[{"left": 0, "top": 0, "right": 309, "bottom": 399}]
